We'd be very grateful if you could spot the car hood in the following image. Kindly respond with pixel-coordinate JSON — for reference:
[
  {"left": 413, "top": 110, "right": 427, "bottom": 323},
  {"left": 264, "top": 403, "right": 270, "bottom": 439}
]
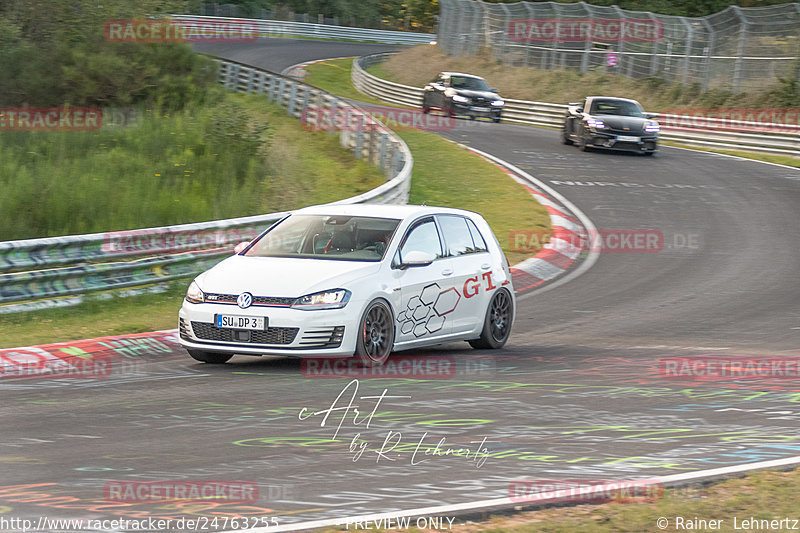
[
  {"left": 196, "top": 255, "right": 382, "bottom": 297},
  {"left": 452, "top": 89, "right": 502, "bottom": 100},
  {"left": 592, "top": 114, "right": 648, "bottom": 132}
]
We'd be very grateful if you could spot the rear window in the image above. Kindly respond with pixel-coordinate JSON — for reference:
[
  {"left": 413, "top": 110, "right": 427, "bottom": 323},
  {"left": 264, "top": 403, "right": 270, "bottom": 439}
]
[{"left": 439, "top": 215, "right": 487, "bottom": 256}]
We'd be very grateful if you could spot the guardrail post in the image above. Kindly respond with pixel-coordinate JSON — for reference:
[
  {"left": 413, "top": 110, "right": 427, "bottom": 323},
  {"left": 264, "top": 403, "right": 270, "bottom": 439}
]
[
  {"left": 267, "top": 76, "right": 276, "bottom": 102},
  {"left": 277, "top": 78, "right": 286, "bottom": 105},
  {"left": 731, "top": 6, "right": 749, "bottom": 93},
  {"left": 246, "top": 68, "right": 256, "bottom": 93},
  {"left": 257, "top": 71, "right": 267, "bottom": 94},
  {"left": 354, "top": 124, "right": 364, "bottom": 158},
  {"left": 287, "top": 84, "right": 298, "bottom": 116},
  {"left": 379, "top": 133, "right": 388, "bottom": 170},
  {"left": 392, "top": 150, "right": 403, "bottom": 175}
]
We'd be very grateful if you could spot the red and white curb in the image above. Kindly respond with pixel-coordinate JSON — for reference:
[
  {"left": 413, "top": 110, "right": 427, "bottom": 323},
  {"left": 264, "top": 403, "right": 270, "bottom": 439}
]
[{"left": 457, "top": 144, "right": 599, "bottom": 295}]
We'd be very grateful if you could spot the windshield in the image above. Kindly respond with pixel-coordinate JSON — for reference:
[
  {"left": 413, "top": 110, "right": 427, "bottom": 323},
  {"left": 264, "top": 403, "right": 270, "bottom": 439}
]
[
  {"left": 450, "top": 76, "right": 491, "bottom": 91},
  {"left": 590, "top": 99, "right": 645, "bottom": 118},
  {"left": 245, "top": 214, "right": 400, "bottom": 261}
]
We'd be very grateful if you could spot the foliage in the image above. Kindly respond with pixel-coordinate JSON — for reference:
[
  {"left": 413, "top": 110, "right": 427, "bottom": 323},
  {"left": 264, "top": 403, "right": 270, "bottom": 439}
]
[
  {"left": 0, "top": 0, "right": 214, "bottom": 109},
  {"left": 0, "top": 92, "right": 384, "bottom": 240}
]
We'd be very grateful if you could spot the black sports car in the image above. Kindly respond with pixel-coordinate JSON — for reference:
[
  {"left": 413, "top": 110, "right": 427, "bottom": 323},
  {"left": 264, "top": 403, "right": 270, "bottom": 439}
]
[
  {"left": 422, "top": 72, "right": 504, "bottom": 123},
  {"left": 562, "top": 96, "right": 659, "bottom": 155}
]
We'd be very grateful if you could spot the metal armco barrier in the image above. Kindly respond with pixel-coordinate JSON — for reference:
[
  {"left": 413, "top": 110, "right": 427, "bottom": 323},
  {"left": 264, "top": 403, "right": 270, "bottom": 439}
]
[
  {"left": 352, "top": 52, "right": 800, "bottom": 157},
  {"left": 170, "top": 15, "right": 435, "bottom": 45},
  {"left": 0, "top": 59, "right": 413, "bottom": 314}
]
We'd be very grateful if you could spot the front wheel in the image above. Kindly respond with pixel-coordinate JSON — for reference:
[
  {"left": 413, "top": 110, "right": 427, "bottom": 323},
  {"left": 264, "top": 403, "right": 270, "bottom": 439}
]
[
  {"left": 355, "top": 299, "right": 395, "bottom": 367},
  {"left": 469, "top": 289, "right": 514, "bottom": 349},
  {"left": 561, "top": 130, "right": 574, "bottom": 145},
  {"left": 187, "top": 350, "right": 233, "bottom": 364}
]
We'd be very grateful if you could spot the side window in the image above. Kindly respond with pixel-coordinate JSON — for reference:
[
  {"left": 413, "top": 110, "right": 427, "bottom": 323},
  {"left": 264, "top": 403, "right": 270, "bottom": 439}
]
[
  {"left": 439, "top": 215, "right": 478, "bottom": 256},
  {"left": 397, "top": 219, "right": 442, "bottom": 264},
  {"left": 465, "top": 218, "right": 488, "bottom": 253}
]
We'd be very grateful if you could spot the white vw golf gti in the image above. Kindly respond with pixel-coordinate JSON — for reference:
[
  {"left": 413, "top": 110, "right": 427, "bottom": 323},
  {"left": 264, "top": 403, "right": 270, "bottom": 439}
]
[{"left": 179, "top": 204, "right": 515, "bottom": 366}]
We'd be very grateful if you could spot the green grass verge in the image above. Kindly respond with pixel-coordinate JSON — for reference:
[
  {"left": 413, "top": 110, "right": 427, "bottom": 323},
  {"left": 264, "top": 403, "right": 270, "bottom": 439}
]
[
  {"left": 298, "top": 58, "right": 388, "bottom": 106},
  {"left": 0, "top": 283, "right": 188, "bottom": 348},
  {"left": 320, "top": 466, "right": 800, "bottom": 532}
]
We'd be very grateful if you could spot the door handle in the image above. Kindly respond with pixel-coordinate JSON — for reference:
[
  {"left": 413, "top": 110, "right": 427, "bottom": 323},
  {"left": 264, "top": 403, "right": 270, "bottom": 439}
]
[
  {"left": 480, "top": 263, "right": 491, "bottom": 270},
  {"left": 441, "top": 268, "right": 453, "bottom": 276}
]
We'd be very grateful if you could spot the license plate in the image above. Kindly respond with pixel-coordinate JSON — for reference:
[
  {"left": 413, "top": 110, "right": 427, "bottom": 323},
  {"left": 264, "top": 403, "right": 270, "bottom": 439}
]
[
  {"left": 471, "top": 106, "right": 490, "bottom": 112},
  {"left": 616, "top": 135, "right": 640, "bottom": 142},
  {"left": 215, "top": 314, "right": 266, "bottom": 330}
]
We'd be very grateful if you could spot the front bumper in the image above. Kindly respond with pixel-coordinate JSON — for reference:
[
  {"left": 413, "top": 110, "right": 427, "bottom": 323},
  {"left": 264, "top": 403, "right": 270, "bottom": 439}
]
[
  {"left": 452, "top": 102, "right": 502, "bottom": 119},
  {"left": 178, "top": 300, "right": 361, "bottom": 357},
  {"left": 586, "top": 132, "right": 658, "bottom": 153}
]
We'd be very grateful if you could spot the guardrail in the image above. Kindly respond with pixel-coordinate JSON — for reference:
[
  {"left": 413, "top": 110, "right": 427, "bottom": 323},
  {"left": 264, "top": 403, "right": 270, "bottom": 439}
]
[
  {"left": 353, "top": 53, "right": 800, "bottom": 157},
  {"left": 171, "top": 15, "right": 435, "bottom": 45},
  {"left": 0, "top": 59, "right": 413, "bottom": 314}
]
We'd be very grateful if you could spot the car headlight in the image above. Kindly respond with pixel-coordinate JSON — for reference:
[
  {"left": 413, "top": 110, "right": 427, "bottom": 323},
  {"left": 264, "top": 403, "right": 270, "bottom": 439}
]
[
  {"left": 185, "top": 281, "right": 205, "bottom": 304},
  {"left": 586, "top": 118, "right": 605, "bottom": 129},
  {"left": 645, "top": 121, "right": 660, "bottom": 133},
  {"left": 491, "top": 100, "right": 504, "bottom": 107},
  {"left": 452, "top": 95, "right": 469, "bottom": 103},
  {"left": 292, "top": 289, "right": 351, "bottom": 310}
]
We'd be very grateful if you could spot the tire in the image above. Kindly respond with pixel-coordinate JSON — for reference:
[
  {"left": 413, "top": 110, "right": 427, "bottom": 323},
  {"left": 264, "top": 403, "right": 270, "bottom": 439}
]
[
  {"left": 355, "top": 299, "right": 395, "bottom": 367},
  {"left": 578, "top": 135, "right": 591, "bottom": 152},
  {"left": 492, "top": 116, "right": 501, "bottom": 124},
  {"left": 644, "top": 151, "right": 655, "bottom": 156},
  {"left": 422, "top": 106, "right": 430, "bottom": 114},
  {"left": 469, "top": 115, "right": 476, "bottom": 120},
  {"left": 561, "top": 130, "right": 574, "bottom": 145},
  {"left": 187, "top": 350, "right": 233, "bottom": 364},
  {"left": 469, "top": 289, "right": 514, "bottom": 350}
]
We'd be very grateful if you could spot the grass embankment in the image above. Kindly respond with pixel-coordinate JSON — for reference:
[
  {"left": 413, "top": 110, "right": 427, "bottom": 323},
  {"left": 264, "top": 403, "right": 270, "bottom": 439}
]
[
  {"left": 0, "top": 90, "right": 383, "bottom": 241},
  {"left": 303, "top": 58, "right": 551, "bottom": 267},
  {"left": 372, "top": 45, "right": 799, "bottom": 112},
  {"left": 0, "top": 91, "right": 387, "bottom": 348}
]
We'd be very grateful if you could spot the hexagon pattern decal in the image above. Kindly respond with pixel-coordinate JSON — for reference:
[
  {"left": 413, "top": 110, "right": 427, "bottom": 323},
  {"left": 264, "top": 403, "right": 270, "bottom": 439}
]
[{"left": 397, "top": 283, "right": 461, "bottom": 337}]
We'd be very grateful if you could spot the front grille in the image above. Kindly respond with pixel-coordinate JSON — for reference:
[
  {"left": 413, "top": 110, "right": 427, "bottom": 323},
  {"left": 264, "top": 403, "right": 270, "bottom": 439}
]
[
  {"left": 179, "top": 318, "right": 190, "bottom": 340},
  {"left": 298, "top": 326, "right": 345, "bottom": 349},
  {"left": 205, "top": 293, "right": 296, "bottom": 307},
  {"left": 191, "top": 322, "right": 299, "bottom": 345},
  {"left": 607, "top": 127, "right": 644, "bottom": 136}
]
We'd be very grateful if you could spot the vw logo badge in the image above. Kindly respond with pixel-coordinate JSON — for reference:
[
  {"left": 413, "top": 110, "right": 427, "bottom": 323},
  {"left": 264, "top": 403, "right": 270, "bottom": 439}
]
[{"left": 237, "top": 292, "right": 253, "bottom": 309}]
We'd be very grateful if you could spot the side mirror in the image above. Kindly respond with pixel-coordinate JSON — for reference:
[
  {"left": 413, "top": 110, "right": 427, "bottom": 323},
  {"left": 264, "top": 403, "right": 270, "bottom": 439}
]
[
  {"left": 234, "top": 241, "right": 251, "bottom": 254},
  {"left": 399, "top": 250, "right": 435, "bottom": 269},
  {"left": 644, "top": 112, "right": 658, "bottom": 119},
  {"left": 575, "top": 107, "right": 584, "bottom": 114},
  {"left": 490, "top": 88, "right": 498, "bottom": 93}
]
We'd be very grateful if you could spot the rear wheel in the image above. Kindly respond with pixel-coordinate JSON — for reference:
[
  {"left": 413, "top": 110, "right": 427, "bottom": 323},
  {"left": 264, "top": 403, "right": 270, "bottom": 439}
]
[
  {"left": 422, "top": 105, "right": 430, "bottom": 114},
  {"left": 579, "top": 135, "right": 591, "bottom": 152},
  {"left": 644, "top": 151, "right": 655, "bottom": 156},
  {"left": 469, "top": 289, "right": 513, "bottom": 349},
  {"left": 561, "top": 130, "right": 574, "bottom": 145},
  {"left": 355, "top": 299, "right": 395, "bottom": 367},
  {"left": 187, "top": 350, "right": 233, "bottom": 364}
]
